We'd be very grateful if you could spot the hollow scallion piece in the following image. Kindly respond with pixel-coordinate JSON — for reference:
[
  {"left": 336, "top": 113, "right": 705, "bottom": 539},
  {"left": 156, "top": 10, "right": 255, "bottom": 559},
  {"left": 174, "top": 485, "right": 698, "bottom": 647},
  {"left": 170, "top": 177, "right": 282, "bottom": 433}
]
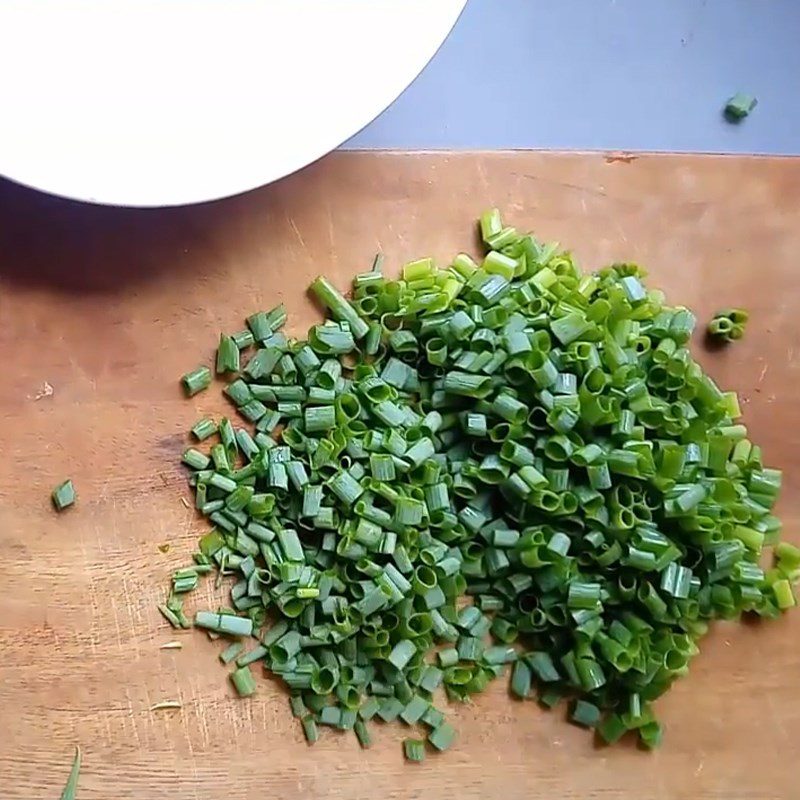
[
  {"left": 231, "top": 329, "right": 255, "bottom": 349},
  {"left": 182, "top": 366, "right": 212, "bottom": 396},
  {"left": 724, "top": 92, "right": 757, "bottom": 121},
  {"left": 707, "top": 308, "right": 749, "bottom": 343}
]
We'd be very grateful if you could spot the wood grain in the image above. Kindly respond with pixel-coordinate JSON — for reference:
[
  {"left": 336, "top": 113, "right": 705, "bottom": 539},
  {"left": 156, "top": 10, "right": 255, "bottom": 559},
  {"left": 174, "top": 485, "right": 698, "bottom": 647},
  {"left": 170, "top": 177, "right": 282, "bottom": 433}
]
[{"left": 0, "top": 152, "right": 798, "bottom": 800}]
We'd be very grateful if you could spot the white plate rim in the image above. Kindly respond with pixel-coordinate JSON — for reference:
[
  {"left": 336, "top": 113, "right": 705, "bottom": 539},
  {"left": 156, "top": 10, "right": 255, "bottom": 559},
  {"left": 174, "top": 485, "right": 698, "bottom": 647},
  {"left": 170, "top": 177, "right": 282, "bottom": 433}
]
[{"left": 0, "top": 1, "right": 466, "bottom": 207}]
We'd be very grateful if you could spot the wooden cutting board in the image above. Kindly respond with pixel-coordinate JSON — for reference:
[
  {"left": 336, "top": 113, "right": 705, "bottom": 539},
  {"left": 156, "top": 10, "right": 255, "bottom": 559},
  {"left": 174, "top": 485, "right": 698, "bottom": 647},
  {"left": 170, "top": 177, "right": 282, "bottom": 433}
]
[{"left": 0, "top": 152, "right": 798, "bottom": 800}]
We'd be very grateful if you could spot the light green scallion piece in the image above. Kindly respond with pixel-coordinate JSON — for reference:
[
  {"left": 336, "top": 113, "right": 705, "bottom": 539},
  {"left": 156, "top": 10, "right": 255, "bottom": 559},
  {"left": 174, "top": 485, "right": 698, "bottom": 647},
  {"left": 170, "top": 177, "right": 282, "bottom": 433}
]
[
  {"left": 724, "top": 92, "right": 757, "bottom": 121},
  {"left": 52, "top": 479, "right": 76, "bottom": 511}
]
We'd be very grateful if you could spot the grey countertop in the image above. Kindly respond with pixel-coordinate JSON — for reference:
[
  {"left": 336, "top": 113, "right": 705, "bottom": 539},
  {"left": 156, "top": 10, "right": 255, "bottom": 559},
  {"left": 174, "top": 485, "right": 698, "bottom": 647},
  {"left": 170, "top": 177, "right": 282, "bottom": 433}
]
[{"left": 345, "top": 0, "right": 800, "bottom": 155}]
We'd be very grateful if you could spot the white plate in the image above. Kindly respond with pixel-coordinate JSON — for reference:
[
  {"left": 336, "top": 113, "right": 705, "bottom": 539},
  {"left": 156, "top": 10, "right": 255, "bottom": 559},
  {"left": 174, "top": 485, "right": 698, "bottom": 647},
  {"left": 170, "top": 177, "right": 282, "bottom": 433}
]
[{"left": 0, "top": 0, "right": 465, "bottom": 206}]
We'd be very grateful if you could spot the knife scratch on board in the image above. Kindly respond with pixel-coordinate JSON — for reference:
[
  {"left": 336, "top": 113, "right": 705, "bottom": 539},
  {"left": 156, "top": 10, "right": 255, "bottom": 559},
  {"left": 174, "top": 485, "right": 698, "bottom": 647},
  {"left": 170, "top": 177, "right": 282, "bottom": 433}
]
[
  {"left": 477, "top": 160, "right": 489, "bottom": 191},
  {"left": 512, "top": 171, "right": 611, "bottom": 201},
  {"left": 287, "top": 215, "right": 308, "bottom": 254}
]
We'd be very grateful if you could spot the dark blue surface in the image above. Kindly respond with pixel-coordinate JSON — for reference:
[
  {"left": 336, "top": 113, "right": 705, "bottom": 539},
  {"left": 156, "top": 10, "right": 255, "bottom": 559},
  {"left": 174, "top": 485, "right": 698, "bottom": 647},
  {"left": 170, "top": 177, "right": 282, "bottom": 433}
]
[{"left": 346, "top": 0, "right": 800, "bottom": 155}]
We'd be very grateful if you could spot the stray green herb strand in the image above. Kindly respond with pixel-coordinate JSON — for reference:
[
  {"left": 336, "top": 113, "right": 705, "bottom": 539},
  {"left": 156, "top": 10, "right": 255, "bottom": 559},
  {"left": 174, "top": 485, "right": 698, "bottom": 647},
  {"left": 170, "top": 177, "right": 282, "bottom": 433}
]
[{"left": 59, "top": 746, "right": 81, "bottom": 800}]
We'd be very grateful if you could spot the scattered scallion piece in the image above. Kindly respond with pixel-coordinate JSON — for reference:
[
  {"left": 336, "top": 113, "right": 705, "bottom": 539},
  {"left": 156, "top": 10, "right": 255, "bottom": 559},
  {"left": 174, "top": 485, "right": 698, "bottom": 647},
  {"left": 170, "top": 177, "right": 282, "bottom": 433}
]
[
  {"left": 216, "top": 334, "right": 240, "bottom": 374},
  {"left": 52, "top": 479, "right": 76, "bottom": 511},
  {"left": 161, "top": 210, "right": 796, "bottom": 761},
  {"left": 150, "top": 701, "right": 182, "bottom": 711},
  {"left": 403, "top": 738, "right": 426, "bottom": 762},
  {"left": 230, "top": 666, "right": 257, "bottom": 697},
  {"left": 707, "top": 308, "right": 749, "bottom": 343},
  {"left": 428, "top": 722, "right": 456, "bottom": 752},
  {"left": 302, "top": 715, "right": 319, "bottom": 744},
  {"left": 724, "top": 92, "right": 757, "bottom": 121},
  {"left": 191, "top": 418, "right": 218, "bottom": 441}
]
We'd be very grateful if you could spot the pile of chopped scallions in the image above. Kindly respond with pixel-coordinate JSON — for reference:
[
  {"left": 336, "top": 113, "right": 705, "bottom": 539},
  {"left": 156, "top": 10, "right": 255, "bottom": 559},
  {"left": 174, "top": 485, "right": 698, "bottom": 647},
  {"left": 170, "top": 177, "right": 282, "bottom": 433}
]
[{"left": 163, "top": 210, "right": 798, "bottom": 760}]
